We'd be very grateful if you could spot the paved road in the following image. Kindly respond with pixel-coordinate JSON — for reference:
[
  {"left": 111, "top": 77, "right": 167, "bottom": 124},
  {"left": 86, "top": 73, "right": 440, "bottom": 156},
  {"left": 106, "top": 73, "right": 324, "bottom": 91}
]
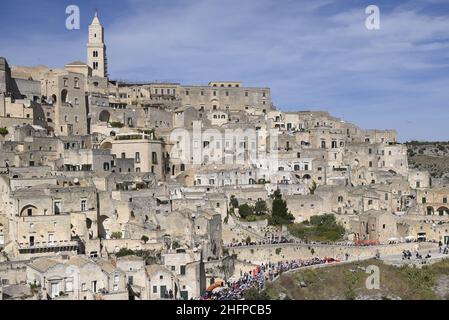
[{"left": 380, "top": 248, "right": 449, "bottom": 266}]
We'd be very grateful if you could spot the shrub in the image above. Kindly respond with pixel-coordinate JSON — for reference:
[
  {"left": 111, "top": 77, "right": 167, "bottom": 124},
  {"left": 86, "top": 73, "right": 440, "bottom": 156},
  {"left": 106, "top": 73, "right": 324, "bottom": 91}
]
[
  {"left": 141, "top": 235, "right": 149, "bottom": 244},
  {"left": 111, "top": 231, "right": 123, "bottom": 239},
  {"left": 109, "top": 121, "right": 124, "bottom": 128},
  {"left": 244, "top": 287, "right": 270, "bottom": 300},
  {"left": 239, "top": 204, "right": 254, "bottom": 219},
  {"left": 116, "top": 248, "right": 135, "bottom": 257},
  {"left": 0, "top": 127, "right": 8, "bottom": 136},
  {"left": 254, "top": 200, "right": 268, "bottom": 216},
  {"left": 172, "top": 241, "right": 180, "bottom": 249}
]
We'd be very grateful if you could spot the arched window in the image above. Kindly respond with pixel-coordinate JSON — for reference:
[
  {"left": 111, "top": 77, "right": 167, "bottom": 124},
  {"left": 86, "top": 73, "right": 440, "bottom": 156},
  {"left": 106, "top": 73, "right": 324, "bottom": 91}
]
[
  {"left": 437, "top": 207, "right": 449, "bottom": 216},
  {"left": 99, "top": 110, "right": 110, "bottom": 123},
  {"left": 20, "top": 205, "right": 38, "bottom": 217},
  {"left": 338, "top": 196, "right": 344, "bottom": 203}
]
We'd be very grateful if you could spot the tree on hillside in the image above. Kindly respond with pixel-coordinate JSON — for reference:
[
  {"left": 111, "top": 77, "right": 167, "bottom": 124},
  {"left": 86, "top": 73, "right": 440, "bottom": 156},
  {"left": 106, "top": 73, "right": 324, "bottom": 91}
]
[
  {"left": 238, "top": 204, "right": 254, "bottom": 219},
  {"left": 254, "top": 200, "right": 268, "bottom": 216},
  {"left": 271, "top": 189, "right": 282, "bottom": 200},
  {"left": 271, "top": 193, "right": 294, "bottom": 225},
  {"left": 230, "top": 195, "right": 239, "bottom": 209},
  {"left": 141, "top": 235, "right": 149, "bottom": 244},
  {"left": 309, "top": 181, "right": 318, "bottom": 195}
]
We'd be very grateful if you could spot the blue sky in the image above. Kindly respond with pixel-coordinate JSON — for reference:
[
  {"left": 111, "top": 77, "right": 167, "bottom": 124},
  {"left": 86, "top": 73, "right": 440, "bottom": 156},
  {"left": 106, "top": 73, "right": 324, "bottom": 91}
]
[{"left": 1, "top": 0, "right": 449, "bottom": 142}]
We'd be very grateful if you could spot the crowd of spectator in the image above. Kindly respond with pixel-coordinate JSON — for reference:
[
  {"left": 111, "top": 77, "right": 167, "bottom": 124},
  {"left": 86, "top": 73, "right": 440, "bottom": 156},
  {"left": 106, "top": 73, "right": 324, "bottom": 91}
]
[{"left": 202, "top": 257, "right": 340, "bottom": 300}]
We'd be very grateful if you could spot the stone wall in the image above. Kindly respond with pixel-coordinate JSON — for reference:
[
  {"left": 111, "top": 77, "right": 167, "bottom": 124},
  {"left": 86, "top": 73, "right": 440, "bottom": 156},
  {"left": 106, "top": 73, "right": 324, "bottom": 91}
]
[{"left": 228, "top": 242, "right": 438, "bottom": 265}]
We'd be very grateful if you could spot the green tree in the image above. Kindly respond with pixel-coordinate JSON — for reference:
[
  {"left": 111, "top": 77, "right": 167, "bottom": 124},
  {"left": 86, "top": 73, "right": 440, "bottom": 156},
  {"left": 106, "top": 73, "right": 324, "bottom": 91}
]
[
  {"left": 271, "top": 189, "right": 282, "bottom": 200},
  {"left": 0, "top": 127, "right": 8, "bottom": 137},
  {"left": 230, "top": 195, "right": 239, "bottom": 209},
  {"left": 239, "top": 204, "right": 254, "bottom": 219},
  {"left": 141, "top": 235, "right": 149, "bottom": 244},
  {"left": 254, "top": 200, "right": 268, "bottom": 216},
  {"left": 309, "top": 181, "right": 318, "bottom": 195},
  {"left": 271, "top": 193, "right": 294, "bottom": 225}
]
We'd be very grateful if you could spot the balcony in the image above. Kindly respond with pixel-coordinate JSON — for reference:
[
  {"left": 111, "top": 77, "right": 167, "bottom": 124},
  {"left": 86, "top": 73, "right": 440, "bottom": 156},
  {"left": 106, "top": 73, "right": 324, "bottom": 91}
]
[{"left": 18, "top": 240, "right": 79, "bottom": 254}]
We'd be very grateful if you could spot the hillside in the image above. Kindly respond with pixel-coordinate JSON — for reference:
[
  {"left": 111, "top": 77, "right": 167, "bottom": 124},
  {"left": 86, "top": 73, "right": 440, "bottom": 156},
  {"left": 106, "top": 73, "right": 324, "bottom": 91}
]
[
  {"left": 407, "top": 141, "right": 449, "bottom": 186},
  {"left": 261, "top": 259, "right": 449, "bottom": 300}
]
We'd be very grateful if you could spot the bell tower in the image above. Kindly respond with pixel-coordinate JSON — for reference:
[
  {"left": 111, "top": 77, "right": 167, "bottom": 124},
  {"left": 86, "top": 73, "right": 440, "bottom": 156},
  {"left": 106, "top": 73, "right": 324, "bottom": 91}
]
[{"left": 87, "top": 10, "right": 108, "bottom": 78}]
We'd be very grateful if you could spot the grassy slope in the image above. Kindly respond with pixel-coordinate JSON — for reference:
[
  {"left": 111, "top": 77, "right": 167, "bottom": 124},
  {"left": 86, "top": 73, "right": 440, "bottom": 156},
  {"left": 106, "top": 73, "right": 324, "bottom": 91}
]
[
  {"left": 264, "top": 259, "right": 449, "bottom": 300},
  {"left": 407, "top": 142, "right": 449, "bottom": 181}
]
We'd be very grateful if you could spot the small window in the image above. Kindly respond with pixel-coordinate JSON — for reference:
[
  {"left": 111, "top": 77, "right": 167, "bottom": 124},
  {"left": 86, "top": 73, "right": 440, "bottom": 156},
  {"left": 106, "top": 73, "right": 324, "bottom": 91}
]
[
  {"left": 152, "top": 152, "right": 158, "bottom": 164},
  {"left": 180, "top": 265, "right": 186, "bottom": 275},
  {"left": 81, "top": 200, "right": 87, "bottom": 212}
]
